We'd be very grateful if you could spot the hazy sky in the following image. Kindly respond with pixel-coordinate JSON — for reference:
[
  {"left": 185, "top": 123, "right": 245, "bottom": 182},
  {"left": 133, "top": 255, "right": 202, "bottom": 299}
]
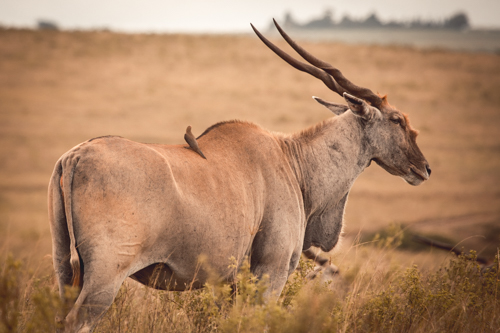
[{"left": 1, "top": 0, "right": 499, "bottom": 32}]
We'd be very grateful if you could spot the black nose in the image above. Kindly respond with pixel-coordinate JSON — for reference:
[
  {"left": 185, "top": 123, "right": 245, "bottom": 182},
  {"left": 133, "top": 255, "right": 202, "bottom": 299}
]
[{"left": 425, "top": 164, "right": 431, "bottom": 176}]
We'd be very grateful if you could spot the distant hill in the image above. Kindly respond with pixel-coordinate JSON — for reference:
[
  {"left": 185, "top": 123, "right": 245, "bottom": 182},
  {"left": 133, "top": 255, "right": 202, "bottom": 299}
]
[{"left": 274, "top": 10, "right": 470, "bottom": 31}]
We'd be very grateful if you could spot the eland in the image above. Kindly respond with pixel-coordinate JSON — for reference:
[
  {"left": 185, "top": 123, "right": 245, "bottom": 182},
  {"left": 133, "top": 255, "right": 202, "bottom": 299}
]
[{"left": 49, "top": 20, "right": 430, "bottom": 332}]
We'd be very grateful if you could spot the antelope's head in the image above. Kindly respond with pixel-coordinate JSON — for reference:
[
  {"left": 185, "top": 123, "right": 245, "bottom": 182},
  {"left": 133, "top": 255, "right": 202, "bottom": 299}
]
[{"left": 252, "top": 20, "right": 430, "bottom": 186}]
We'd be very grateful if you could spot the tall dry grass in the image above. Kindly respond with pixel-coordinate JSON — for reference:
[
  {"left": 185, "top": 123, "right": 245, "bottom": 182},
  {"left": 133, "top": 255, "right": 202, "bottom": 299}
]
[{"left": 1, "top": 240, "right": 499, "bottom": 332}]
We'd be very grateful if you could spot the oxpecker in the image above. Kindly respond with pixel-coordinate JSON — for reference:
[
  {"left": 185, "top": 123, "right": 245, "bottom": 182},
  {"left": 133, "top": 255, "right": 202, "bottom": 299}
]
[{"left": 184, "top": 126, "right": 207, "bottom": 159}]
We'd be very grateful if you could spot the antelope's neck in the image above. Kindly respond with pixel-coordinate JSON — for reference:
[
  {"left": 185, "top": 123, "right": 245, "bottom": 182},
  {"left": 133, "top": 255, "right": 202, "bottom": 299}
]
[{"left": 277, "top": 113, "right": 372, "bottom": 219}]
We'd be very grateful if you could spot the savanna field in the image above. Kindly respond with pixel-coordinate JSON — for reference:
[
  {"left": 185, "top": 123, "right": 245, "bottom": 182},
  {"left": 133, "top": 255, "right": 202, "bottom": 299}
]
[{"left": 0, "top": 28, "right": 499, "bottom": 332}]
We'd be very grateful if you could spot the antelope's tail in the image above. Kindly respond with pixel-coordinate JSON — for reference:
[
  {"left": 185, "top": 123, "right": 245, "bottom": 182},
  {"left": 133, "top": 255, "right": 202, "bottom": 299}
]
[{"left": 49, "top": 153, "right": 82, "bottom": 288}]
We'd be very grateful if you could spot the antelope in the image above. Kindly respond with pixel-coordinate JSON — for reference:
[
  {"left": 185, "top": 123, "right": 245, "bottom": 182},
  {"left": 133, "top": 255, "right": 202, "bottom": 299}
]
[
  {"left": 49, "top": 20, "right": 430, "bottom": 332},
  {"left": 302, "top": 248, "right": 340, "bottom": 282}
]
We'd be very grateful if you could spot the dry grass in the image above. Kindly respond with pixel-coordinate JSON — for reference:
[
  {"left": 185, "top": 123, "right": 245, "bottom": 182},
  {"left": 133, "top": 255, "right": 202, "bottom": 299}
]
[
  {"left": 2, "top": 243, "right": 499, "bottom": 333},
  {"left": 0, "top": 28, "right": 499, "bottom": 331}
]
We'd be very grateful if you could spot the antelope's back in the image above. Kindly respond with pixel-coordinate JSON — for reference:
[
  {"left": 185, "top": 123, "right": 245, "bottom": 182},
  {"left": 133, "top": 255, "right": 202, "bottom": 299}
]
[{"left": 63, "top": 122, "right": 301, "bottom": 275}]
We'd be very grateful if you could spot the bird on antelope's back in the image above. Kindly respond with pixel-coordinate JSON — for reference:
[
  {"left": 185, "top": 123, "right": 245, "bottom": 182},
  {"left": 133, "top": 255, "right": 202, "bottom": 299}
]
[{"left": 184, "top": 126, "right": 206, "bottom": 159}]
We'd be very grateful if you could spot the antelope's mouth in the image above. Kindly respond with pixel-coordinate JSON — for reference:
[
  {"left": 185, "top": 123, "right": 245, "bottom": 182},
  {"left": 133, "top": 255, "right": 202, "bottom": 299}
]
[
  {"left": 410, "top": 166, "right": 429, "bottom": 181},
  {"left": 373, "top": 158, "right": 405, "bottom": 177}
]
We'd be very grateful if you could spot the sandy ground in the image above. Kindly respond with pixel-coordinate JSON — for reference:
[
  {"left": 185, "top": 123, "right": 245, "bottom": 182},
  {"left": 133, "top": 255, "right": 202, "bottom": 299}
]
[{"left": 0, "top": 28, "right": 499, "bottom": 271}]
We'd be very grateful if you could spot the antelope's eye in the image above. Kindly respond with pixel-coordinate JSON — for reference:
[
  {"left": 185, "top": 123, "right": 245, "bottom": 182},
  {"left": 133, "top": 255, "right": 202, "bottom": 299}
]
[{"left": 390, "top": 117, "right": 401, "bottom": 125}]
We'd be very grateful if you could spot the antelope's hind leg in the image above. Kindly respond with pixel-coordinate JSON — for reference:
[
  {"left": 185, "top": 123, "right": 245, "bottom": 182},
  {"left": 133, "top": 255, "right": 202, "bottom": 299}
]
[{"left": 62, "top": 255, "right": 132, "bottom": 333}]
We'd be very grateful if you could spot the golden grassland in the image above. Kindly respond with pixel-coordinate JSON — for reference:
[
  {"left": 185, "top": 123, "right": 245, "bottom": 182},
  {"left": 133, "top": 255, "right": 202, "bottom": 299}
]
[{"left": 0, "top": 28, "right": 499, "bottom": 332}]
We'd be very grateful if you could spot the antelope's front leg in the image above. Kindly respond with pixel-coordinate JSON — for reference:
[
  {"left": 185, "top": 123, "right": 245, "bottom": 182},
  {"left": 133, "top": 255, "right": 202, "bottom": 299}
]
[{"left": 249, "top": 223, "right": 303, "bottom": 299}]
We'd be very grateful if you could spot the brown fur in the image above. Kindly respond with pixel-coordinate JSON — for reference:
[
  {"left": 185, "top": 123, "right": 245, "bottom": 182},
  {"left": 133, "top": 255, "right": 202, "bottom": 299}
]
[
  {"left": 197, "top": 120, "right": 257, "bottom": 139},
  {"left": 294, "top": 120, "right": 330, "bottom": 142}
]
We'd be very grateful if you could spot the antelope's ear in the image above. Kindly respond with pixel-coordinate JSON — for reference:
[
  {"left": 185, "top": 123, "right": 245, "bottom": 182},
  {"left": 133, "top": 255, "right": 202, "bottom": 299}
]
[
  {"left": 313, "top": 96, "right": 349, "bottom": 116},
  {"left": 343, "top": 93, "right": 379, "bottom": 121}
]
